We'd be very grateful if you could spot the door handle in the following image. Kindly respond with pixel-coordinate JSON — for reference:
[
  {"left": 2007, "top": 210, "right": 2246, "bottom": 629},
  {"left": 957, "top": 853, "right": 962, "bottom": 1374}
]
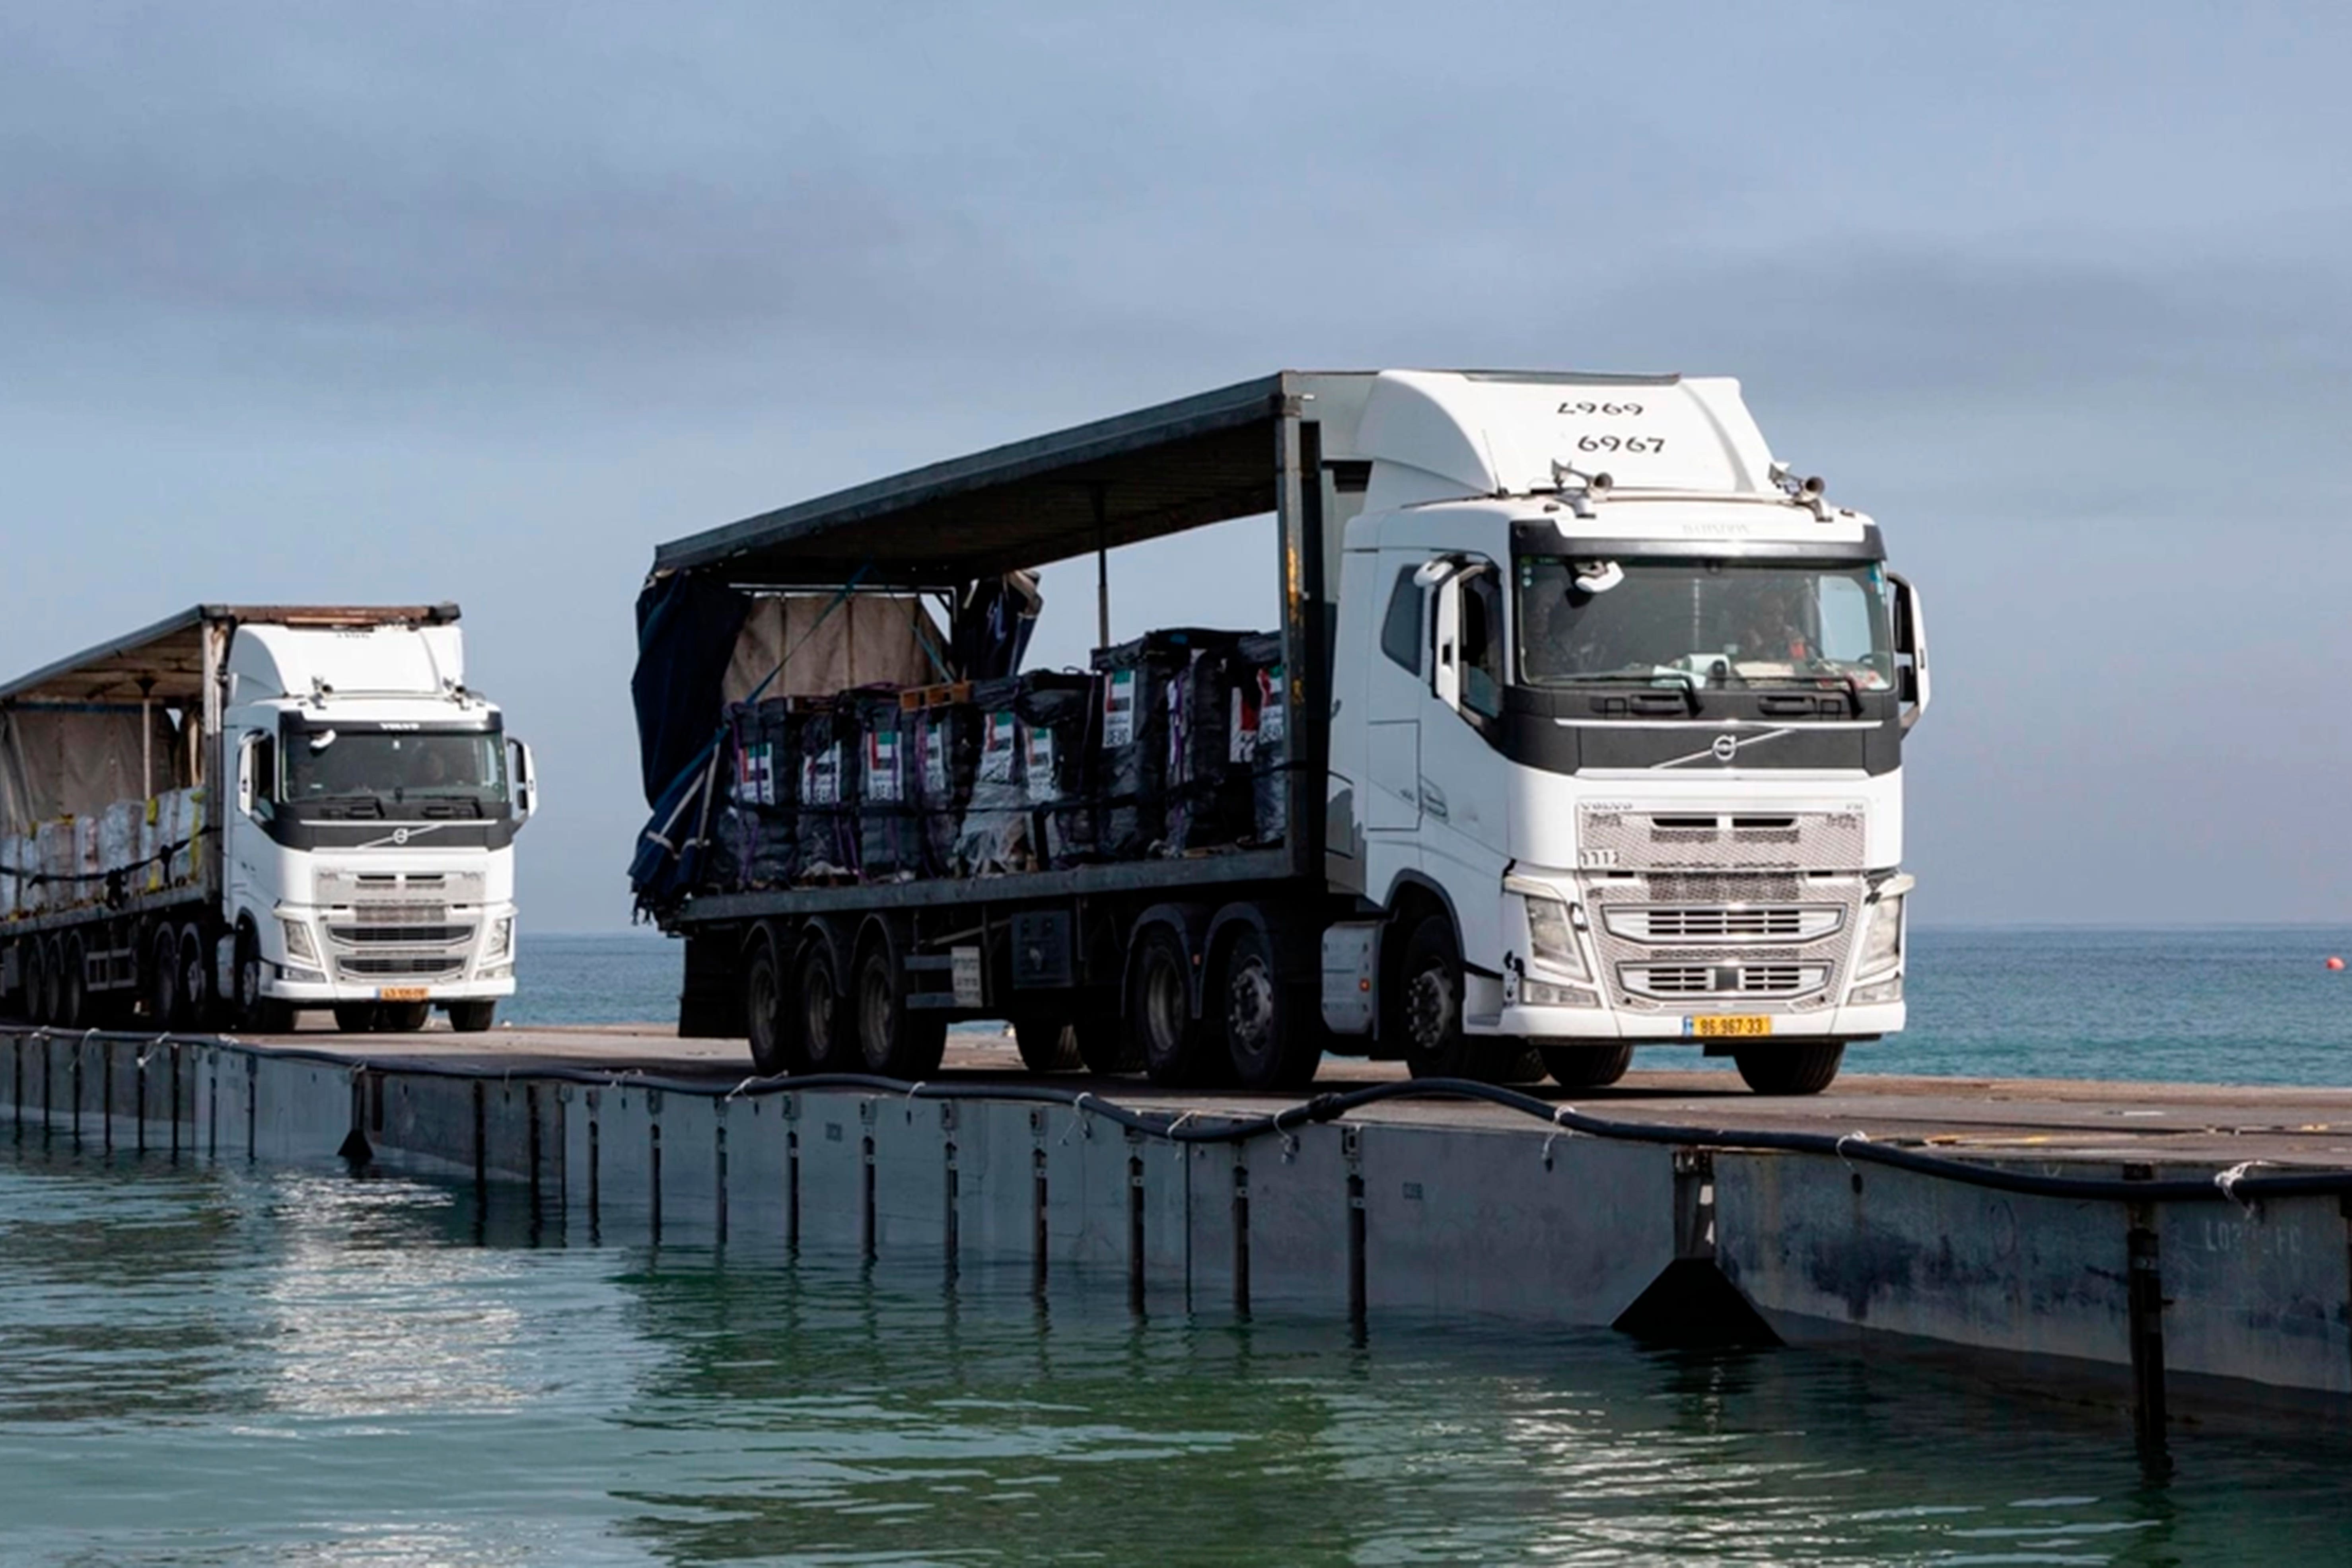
[{"left": 1419, "top": 779, "right": 1448, "bottom": 819}]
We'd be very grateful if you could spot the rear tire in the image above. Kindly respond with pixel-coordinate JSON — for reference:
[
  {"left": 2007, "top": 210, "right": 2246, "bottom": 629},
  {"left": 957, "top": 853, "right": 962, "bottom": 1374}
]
[
  {"left": 447, "top": 1000, "right": 497, "bottom": 1034},
  {"left": 56, "top": 934, "right": 86, "bottom": 1030},
  {"left": 1012, "top": 1015, "right": 1084, "bottom": 1073},
  {"left": 853, "top": 938, "right": 947, "bottom": 1080},
  {"left": 1071, "top": 1012, "right": 1140, "bottom": 1075},
  {"left": 791, "top": 931, "right": 852, "bottom": 1072},
  {"left": 177, "top": 925, "right": 212, "bottom": 1030},
  {"left": 1219, "top": 924, "right": 1321, "bottom": 1091},
  {"left": 743, "top": 925, "right": 797, "bottom": 1076},
  {"left": 25, "top": 939, "right": 52, "bottom": 1027},
  {"left": 1131, "top": 925, "right": 1216, "bottom": 1087},
  {"left": 1539, "top": 1043, "right": 1634, "bottom": 1089},
  {"left": 1734, "top": 1042, "right": 1845, "bottom": 1095},
  {"left": 333, "top": 1003, "right": 381, "bottom": 1034},
  {"left": 148, "top": 926, "right": 181, "bottom": 1028}
]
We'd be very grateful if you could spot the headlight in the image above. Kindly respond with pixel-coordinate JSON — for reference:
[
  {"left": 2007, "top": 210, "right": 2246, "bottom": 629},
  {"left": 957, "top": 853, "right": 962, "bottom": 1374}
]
[
  {"left": 280, "top": 918, "right": 317, "bottom": 963},
  {"left": 1857, "top": 893, "right": 1903, "bottom": 977},
  {"left": 1506, "top": 878, "right": 1588, "bottom": 980},
  {"left": 484, "top": 917, "right": 514, "bottom": 962}
]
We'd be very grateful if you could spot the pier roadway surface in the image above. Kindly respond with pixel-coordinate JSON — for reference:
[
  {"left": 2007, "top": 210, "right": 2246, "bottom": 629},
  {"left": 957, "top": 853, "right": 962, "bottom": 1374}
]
[{"left": 233, "top": 1021, "right": 2352, "bottom": 1172}]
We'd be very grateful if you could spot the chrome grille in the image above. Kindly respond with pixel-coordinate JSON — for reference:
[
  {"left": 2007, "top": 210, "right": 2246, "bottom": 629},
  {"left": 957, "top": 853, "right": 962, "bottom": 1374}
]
[
  {"left": 1604, "top": 906, "right": 1842, "bottom": 943},
  {"left": 1620, "top": 962, "right": 1827, "bottom": 1000},
  {"left": 327, "top": 924, "right": 475, "bottom": 946},
  {"left": 336, "top": 955, "right": 465, "bottom": 979}
]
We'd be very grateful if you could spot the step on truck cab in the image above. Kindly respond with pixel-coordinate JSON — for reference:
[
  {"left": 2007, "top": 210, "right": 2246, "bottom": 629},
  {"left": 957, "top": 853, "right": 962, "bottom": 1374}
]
[
  {"left": 634, "top": 369, "right": 1926, "bottom": 1094},
  {"left": 0, "top": 605, "right": 537, "bottom": 1035}
]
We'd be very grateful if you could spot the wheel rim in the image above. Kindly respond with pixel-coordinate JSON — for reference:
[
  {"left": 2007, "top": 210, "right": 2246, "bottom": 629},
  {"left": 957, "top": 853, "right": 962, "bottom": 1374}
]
[
  {"left": 858, "top": 957, "right": 893, "bottom": 1068},
  {"left": 747, "top": 948, "right": 780, "bottom": 1064},
  {"left": 1226, "top": 951, "right": 1275, "bottom": 1062},
  {"left": 154, "top": 934, "right": 179, "bottom": 1023},
  {"left": 800, "top": 956, "right": 836, "bottom": 1062},
  {"left": 1144, "top": 947, "right": 1187, "bottom": 1060},
  {"left": 182, "top": 935, "right": 209, "bottom": 1021},
  {"left": 1406, "top": 964, "right": 1455, "bottom": 1056}
]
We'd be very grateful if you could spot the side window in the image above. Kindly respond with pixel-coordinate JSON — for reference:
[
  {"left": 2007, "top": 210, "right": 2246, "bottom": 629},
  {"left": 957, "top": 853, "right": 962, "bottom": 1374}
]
[
  {"left": 1459, "top": 568, "right": 1505, "bottom": 718},
  {"left": 1379, "top": 564, "right": 1423, "bottom": 672},
  {"left": 249, "top": 735, "right": 277, "bottom": 822}
]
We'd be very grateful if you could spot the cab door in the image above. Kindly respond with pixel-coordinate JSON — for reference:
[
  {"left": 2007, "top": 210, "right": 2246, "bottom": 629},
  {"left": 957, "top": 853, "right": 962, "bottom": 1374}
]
[{"left": 1417, "top": 558, "right": 1514, "bottom": 973}]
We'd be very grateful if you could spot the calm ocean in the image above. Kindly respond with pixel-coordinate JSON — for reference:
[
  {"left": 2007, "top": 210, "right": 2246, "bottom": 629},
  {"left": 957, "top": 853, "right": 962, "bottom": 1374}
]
[
  {"left": 2, "top": 928, "right": 2344, "bottom": 1564},
  {"left": 507, "top": 925, "right": 2352, "bottom": 1087}
]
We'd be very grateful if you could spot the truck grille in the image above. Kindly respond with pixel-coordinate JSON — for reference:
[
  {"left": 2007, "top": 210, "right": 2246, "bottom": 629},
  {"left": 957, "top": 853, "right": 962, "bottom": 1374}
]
[
  {"left": 328, "top": 923, "right": 474, "bottom": 946},
  {"left": 336, "top": 955, "right": 466, "bottom": 979},
  {"left": 1604, "top": 906, "right": 1842, "bottom": 942},
  {"left": 1621, "top": 963, "right": 1827, "bottom": 999}
]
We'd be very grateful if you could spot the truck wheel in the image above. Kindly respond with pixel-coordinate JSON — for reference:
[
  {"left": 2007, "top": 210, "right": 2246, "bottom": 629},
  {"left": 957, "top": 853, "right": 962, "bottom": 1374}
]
[
  {"left": 854, "top": 940, "right": 947, "bottom": 1079},
  {"left": 1131, "top": 925, "right": 1220, "bottom": 1087},
  {"left": 1012, "top": 1016, "right": 1084, "bottom": 1073},
  {"left": 447, "top": 1001, "right": 497, "bottom": 1034},
  {"left": 1220, "top": 925, "right": 1321, "bottom": 1091},
  {"left": 1539, "top": 1043, "right": 1634, "bottom": 1089},
  {"left": 1071, "top": 1013, "right": 1141, "bottom": 1075},
  {"left": 1734, "top": 1042, "right": 1844, "bottom": 1095},
  {"left": 177, "top": 925, "right": 212, "bottom": 1029},
  {"left": 56, "top": 934, "right": 86, "bottom": 1030},
  {"left": 1397, "top": 916, "right": 1540, "bottom": 1084},
  {"left": 791, "top": 933, "right": 852, "bottom": 1073},
  {"left": 333, "top": 1004, "right": 381, "bottom": 1034},
  {"left": 233, "top": 921, "right": 294, "bottom": 1034},
  {"left": 148, "top": 926, "right": 180, "bottom": 1028},
  {"left": 743, "top": 926, "right": 799, "bottom": 1076},
  {"left": 25, "top": 940, "right": 52, "bottom": 1027},
  {"left": 378, "top": 1002, "right": 432, "bottom": 1033}
]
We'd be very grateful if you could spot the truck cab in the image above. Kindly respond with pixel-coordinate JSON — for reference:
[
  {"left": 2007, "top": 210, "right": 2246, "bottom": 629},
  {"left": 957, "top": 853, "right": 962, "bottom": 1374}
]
[
  {"left": 1324, "top": 372, "right": 1928, "bottom": 1093},
  {"left": 220, "top": 618, "right": 535, "bottom": 1032}
]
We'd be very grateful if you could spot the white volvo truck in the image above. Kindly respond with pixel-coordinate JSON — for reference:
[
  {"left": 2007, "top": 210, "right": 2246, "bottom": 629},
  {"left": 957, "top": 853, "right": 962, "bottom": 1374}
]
[
  {"left": 0, "top": 605, "right": 536, "bottom": 1034},
  {"left": 642, "top": 369, "right": 1926, "bottom": 1094}
]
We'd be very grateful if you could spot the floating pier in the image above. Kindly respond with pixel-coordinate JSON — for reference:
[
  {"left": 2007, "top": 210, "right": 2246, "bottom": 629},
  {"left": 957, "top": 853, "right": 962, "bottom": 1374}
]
[{"left": 6, "top": 1023, "right": 2350, "bottom": 1444}]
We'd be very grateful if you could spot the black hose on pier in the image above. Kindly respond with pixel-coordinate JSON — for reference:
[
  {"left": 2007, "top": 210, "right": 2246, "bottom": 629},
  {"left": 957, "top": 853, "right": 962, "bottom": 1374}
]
[{"left": 14, "top": 1028, "right": 2346, "bottom": 1206}]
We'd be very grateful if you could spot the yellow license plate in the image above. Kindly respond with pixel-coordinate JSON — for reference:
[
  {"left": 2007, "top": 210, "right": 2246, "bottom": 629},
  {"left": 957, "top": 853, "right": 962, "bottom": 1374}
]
[
  {"left": 377, "top": 986, "right": 430, "bottom": 1003},
  {"left": 1687, "top": 1015, "right": 1772, "bottom": 1039}
]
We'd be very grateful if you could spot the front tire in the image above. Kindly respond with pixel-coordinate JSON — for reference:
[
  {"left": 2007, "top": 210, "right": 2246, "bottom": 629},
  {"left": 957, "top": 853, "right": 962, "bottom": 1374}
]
[
  {"left": 447, "top": 1000, "right": 497, "bottom": 1034},
  {"left": 1734, "top": 1041, "right": 1845, "bottom": 1095},
  {"left": 333, "top": 1003, "right": 381, "bottom": 1034},
  {"left": 233, "top": 920, "right": 294, "bottom": 1034},
  {"left": 1539, "top": 1043, "right": 1634, "bottom": 1089},
  {"left": 1397, "top": 916, "right": 1542, "bottom": 1084},
  {"left": 378, "top": 1002, "right": 432, "bottom": 1033}
]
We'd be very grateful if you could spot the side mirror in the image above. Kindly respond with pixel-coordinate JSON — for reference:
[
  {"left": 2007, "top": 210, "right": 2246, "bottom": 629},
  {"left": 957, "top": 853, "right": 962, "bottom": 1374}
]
[
  {"left": 1889, "top": 572, "right": 1930, "bottom": 730},
  {"left": 510, "top": 738, "right": 537, "bottom": 823}
]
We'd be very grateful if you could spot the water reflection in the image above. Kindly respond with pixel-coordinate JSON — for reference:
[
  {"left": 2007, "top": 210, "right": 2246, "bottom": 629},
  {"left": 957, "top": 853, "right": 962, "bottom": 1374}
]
[{"left": 0, "top": 1142, "right": 2347, "bottom": 1566}]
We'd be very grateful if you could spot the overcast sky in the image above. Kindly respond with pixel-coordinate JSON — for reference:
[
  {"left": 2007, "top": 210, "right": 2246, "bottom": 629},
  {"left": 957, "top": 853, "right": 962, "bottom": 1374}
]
[{"left": 5, "top": 2, "right": 2349, "bottom": 929}]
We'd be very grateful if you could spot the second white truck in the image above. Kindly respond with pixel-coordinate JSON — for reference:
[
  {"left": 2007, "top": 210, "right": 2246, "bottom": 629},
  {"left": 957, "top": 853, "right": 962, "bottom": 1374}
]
[{"left": 0, "top": 604, "right": 535, "bottom": 1034}]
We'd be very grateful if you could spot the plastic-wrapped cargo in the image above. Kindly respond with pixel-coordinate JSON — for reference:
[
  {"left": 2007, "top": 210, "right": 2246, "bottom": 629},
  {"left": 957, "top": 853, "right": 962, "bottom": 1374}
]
[
  {"left": 794, "top": 701, "right": 860, "bottom": 879},
  {"left": 154, "top": 788, "right": 205, "bottom": 888},
  {"left": 1162, "top": 644, "right": 1253, "bottom": 853},
  {"left": 1092, "top": 630, "right": 1243, "bottom": 858},
  {"left": 99, "top": 798, "right": 144, "bottom": 881},
  {"left": 1231, "top": 631, "right": 1288, "bottom": 845},
  {"left": 740, "top": 698, "right": 799, "bottom": 888},
  {"left": 853, "top": 688, "right": 918, "bottom": 882},
  {"left": 1018, "top": 672, "right": 1097, "bottom": 867},
  {"left": 955, "top": 677, "right": 1031, "bottom": 875},
  {"left": 0, "top": 833, "right": 24, "bottom": 916},
  {"left": 38, "top": 820, "right": 78, "bottom": 910},
  {"left": 909, "top": 694, "right": 979, "bottom": 879}
]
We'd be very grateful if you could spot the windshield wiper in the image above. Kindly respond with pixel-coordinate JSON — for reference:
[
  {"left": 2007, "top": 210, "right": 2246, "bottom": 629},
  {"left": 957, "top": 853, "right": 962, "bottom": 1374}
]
[{"left": 1556, "top": 668, "right": 1701, "bottom": 715}]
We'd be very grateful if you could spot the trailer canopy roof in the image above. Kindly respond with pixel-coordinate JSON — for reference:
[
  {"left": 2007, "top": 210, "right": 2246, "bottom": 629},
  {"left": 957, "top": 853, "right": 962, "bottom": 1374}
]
[
  {"left": 0, "top": 605, "right": 459, "bottom": 708},
  {"left": 654, "top": 372, "right": 1366, "bottom": 588}
]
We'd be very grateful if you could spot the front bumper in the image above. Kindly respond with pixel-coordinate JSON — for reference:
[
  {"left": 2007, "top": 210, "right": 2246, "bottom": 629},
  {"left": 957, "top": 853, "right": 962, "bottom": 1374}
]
[
  {"left": 1495, "top": 996, "right": 1903, "bottom": 1041},
  {"left": 264, "top": 973, "right": 517, "bottom": 1004}
]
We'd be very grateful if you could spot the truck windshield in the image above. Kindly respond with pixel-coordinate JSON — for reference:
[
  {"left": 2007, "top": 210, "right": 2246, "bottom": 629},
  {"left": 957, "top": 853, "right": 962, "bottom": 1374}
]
[
  {"left": 279, "top": 724, "right": 508, "bottom": 812},
  {"left": 1515, "top": 556, "right": 1895, "bottom": 690}
]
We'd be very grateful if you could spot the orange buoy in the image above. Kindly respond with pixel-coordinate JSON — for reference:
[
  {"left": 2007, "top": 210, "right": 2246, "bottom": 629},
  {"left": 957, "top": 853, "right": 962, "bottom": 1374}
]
[{"left": 2329, "top": 956, "right": 2346, "bottom": 971}]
